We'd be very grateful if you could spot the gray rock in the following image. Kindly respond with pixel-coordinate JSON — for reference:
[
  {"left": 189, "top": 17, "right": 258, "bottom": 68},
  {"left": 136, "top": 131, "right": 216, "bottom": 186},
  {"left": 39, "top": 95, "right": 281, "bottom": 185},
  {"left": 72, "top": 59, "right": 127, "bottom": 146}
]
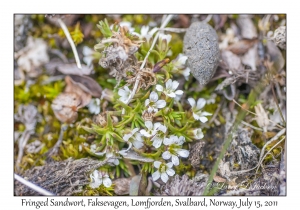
[{"left": 184, "top": 22, "right": 220, "bottom": 85}]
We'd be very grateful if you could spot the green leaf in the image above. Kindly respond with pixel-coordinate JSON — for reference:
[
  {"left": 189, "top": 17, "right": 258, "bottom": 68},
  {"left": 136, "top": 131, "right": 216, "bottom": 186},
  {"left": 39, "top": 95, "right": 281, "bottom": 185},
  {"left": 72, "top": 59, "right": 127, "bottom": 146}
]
[{"left": 97, "top": 19, "right": 114, "bottom": 38}]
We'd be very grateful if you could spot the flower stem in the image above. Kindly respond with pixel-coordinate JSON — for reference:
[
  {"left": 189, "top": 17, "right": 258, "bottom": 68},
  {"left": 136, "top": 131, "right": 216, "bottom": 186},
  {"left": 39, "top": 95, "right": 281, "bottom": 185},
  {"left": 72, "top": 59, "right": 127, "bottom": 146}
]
[
  {"left": 271, "top": 83, "right": 286, "bottom": 126},
  {"left": 57, "top": 18, "right": 82, "bottom": 69}
]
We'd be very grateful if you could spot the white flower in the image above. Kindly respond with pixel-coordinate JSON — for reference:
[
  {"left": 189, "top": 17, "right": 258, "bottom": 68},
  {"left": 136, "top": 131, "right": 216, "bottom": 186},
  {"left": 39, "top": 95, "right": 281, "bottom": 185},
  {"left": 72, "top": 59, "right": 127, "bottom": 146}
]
[
  {"left": 162, "top": 135, "right": 189, "bottom": 166},
  {"left": 87, "top": 98, "right": 101, "bottom": 114},
  {"left": 182, "top": 67, "right": 191, "bottom": 81},
  {"left": 171, "top": 54, "right": 191, "bottom": 80},
  {"left": 90, "top": 145, "right": 107, "bottom": 156},
  {"left": 123, "top": 128, "right": 144, "bottom": 149},
  {"left": 106, "top": 151, "right": 120, "bottom": 165},
  {"left": 156, "top": 79, "right": 183, "bottom": 98},
  {"left": 158, "top": 33, "right": 172, "bottom": 44},
  {"left": 145, "top": 91, "right": 166, "bottom": 113},
  {"left": 192, "top": 128, "right": 204, "bottom": 140},
  {"left": 173, "top": 53, "right": 188, "bottom": 70},
  {"left": 152, "top": 161, "right": 175, "bottom": 183},
  {"left": 132, "top": 26, "right": 158, "bottom": 42},
  {"left": 188, "top": 98, "right": 212, "bottom": 123},
  {"left": 207, "top": 93, "right": 217, "bottom": 105},
  {"left": 89, "top": 170, "right": 112, "bottom": 188},
  {"left": 118, "top": 86, "right": 132, "bottom": 103},
  {"left": 119, "top": 22, "right": 135, "bottom": 33},
  {"left": 83, "top": 46, "right": 95, "bottom": 67},
  {"left": 140, "top": 121, "right": 162, "bottom": 137},
  {"left": 163, "top": 135, "right": 185, "bottom": 146},
  {"left": 151, "top": 124, "right": 167, "bottom": 148}
]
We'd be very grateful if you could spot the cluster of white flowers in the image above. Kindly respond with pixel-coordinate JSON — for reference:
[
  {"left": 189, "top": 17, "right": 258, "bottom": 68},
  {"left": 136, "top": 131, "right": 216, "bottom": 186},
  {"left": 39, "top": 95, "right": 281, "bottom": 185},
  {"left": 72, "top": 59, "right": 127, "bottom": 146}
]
[{"left": 117, "top": 80, "right": 213, "bottom": 183}]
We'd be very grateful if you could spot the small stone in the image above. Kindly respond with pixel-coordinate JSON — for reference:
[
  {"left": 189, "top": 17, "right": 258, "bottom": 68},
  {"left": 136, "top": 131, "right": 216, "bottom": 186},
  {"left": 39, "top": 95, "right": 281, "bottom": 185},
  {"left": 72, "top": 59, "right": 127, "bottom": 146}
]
[{"left": 184, "top": 22, "right": 220, "bottom": 85}]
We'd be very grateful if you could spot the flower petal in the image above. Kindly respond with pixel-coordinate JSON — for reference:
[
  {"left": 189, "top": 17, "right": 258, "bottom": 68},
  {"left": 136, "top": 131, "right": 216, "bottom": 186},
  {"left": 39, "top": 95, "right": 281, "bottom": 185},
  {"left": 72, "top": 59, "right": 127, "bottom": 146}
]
[
  {"left": 113, "top": 158, "right": 119, "bottom": 165},
  {"left": 192, "top": 112, "right": 201, "bottom": 120},
  {"left": 152, "top": 171, "right": 161, "bottom": 181},
  {"left": 197, "top": 98, "right": 206, "bottom": 109},
  {"left": 171, "top": 80, "right": 179, "bottom": 90},
  {"left": 166, "top": 162, "right": 173, "bottom": 168},
  {"left": 158, "top": 125, "right": 167, "bottom": 133},
  {"left": 132, "top": 128, "right": 139, "bottom": 135},
  {"left": 140, "top": 129, "right": 151, "bottom": 137},
  {"left": 118, "top": 89, "right": 127, "bottom": 97},
  {"left": 124, "top": 86, "right": 130, "bottom": 92},
  {"left": 156, "top": 100, "right": 166, "bottom": 108},
  {"left": 152, "top": 138, "right": 162, "bottom": 148},
  {"left": 123, "top": 133, "right": 132, "bottom": 142},
  {"left": 163, "top": 137, "right": 173, "bottom": 146},
  {"left": 175, "top": 90, "right": 183, "bottom": 95},
  {"left": 177, "top": 54, "right": 188, "bottom": 64},
  {"left": 156, "top": 85, "right": 164, "bottom": 92},
  {"left": 154, "top": 161, "right": 161, "bottom": 168},
  {"left": 92, "top": 170, "right": 99, "bottom": 179},
  {"left": 145, "top": 99, "right": 150, "bottom": 107},
  {"left": 133, "top": 140, "right": 144, "bottom": 149},
  {"left": 199, "top": 116, "right": 208, "bottom": 123},
  {"left": 118, "top": 149, "right": 128, "bottom": 156},
  {"left": 103, "top": 177, "right": 112, "bottom": 187},
  {"left": 177, "top": 136, "right": 185, "bottom": 145},
  {"left": 134, "top": 132, "right": 143, "bottom": 142},
  {"left": 201, "top": 111, "right": 212, "bottom": 116},
  {"left": 166, "top": 79, "right": 173, "bottom": 89},
  {"left": 188, "top": 98, "right": 196, "bottom": 108},
  {"left": 166, "top": 92, "right": 176, "bottom": 98},
  {"left": 172, "top": 155, "right": 180, "bottom": 166},
  {"left": 145, "top": 121, "right": 153, "bottom": 130},
  {"left": 176, "top": 149, "right": 190, "bottom": 158},
  {"left": 153, "top": 122, "right": 162, "bottom": 130},
  {"left": 140, "top": 25, "right": 149, "bottom": 36},
  {"left": 162, "top": 151, "right": 172, "bottom": 160},
  {"left": 90, "top": 180, "right": 101, "bottom": 189},
  {"left": 160, "top": 172, "right": 169, "bottom": 183},
  {"left": 165, "top": 34, "right": 172, "bottom": 43},
  {"left": 166, "top": 168, "right": 175, "bottom": 177},
  {"left": 149, "top": 91, "right": 158, "bottom": 102}
]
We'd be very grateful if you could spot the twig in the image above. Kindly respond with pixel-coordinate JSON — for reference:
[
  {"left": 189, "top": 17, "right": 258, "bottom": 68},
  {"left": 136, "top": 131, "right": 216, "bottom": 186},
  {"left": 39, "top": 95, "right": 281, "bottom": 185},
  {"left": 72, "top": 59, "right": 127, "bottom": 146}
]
[
  {"left": 121, "top": 15, "right": 173, "bottom": 114},
  {"left": 14, "top": 174, "right": 54, "bottom": 196},
  {"left": 208, "top": 100, "right": 223, "bottom": 124},
  {"left": 159, "top": 27, "right": 187, "bottom": 33},
  {"left": 232, "top": 99, "right": 284, "bottom": 129},
  {"left": 16, "top": 130, "right": 34, "bottom": 172},
  {"left": 203, "top": 14, "right": 213, "bottom": 23},
  {"left": 241, "top": 120, "right": 263, "bottom": 131},
  {"left": 46, "top": 124, "right": 68, "bottom": 158},
  {"left": 140, "top": 15, "right": 173, "bottom": 70},
  {"left": 57, "top": 18, "right": 82, "bottom": 69},
  {"left": 271, "top": 83, "right": 286, "bottom": 125},
  {"left": 49, "top": 49, "right": 68, "bottom": 63},
  {"left": 258, "top": 128, "right": 286, "bottom": 166},
  {"left": 255, "top": 136, "right": 285, "bottom": 173}
]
